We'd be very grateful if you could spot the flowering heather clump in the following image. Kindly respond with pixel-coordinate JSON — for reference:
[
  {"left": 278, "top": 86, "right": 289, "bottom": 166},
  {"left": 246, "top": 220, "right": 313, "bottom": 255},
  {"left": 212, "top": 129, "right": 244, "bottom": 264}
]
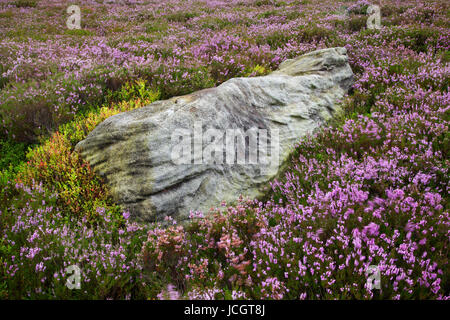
[{"left": 0, "top": 0, "right": 449, "bottom": 299}]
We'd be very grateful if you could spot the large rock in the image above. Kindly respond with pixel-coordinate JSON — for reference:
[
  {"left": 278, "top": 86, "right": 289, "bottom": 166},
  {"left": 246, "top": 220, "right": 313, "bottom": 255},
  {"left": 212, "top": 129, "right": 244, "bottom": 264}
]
[{"left": 75, "top": 47, "right": 354, "bottom": 222}]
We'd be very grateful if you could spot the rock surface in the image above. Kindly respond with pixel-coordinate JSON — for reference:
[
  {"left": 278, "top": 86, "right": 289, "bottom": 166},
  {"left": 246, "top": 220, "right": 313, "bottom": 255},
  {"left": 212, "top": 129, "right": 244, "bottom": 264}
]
[{"left": 75, "top": 47, "right": 354, "bottom": 222}]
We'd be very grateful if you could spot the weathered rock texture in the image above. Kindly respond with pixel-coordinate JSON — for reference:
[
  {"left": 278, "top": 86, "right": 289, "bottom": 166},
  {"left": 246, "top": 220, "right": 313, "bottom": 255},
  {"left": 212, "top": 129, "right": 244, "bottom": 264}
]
[{"left": 75, "top": 47, "right": 354, "bottom": 222}]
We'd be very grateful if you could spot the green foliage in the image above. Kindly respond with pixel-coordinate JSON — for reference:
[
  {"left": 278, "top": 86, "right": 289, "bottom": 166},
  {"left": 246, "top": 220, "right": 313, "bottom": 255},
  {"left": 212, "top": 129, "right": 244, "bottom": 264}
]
[
  {"left": 255, "top": 0, "right": 273, "bottom": 7},
  {"left": 12, "top": 0, "right": 37, "bottom": 8},
  {"left": 165, "top": 11, "right": 198, "bottom": 23},
  {"left": 198, "top": 17, "right": 233, "bottom": 31},
  {"left": 298, "top": 24, "right": 338, "bottom": 43},
  {"left": 0, "top": 64, "right": 7, "bottom": 90},
  {"left": 0, "top": 139, "right": 27, "bottom": 170},
  {"left": 64, "top": 29, "right": 94, "bottom": 37},
  {"left": 403, "top": 28, "right": 439, "bottom": 53},
  {"left": 285, "top": 10, "right": 305, "bottom": 20},
  {"left": 151, "top": 66, "right": 215, "bottom": 99},
  {"left": 257, "top": 10, "right": 278, "bottom": 19},
  {"left": 387, "top": 60, "right": 423, "bottom": 76},
  {"left": 105, "top": 79, "right": 161, "bottom": 104},
  {"left": 14, "top": 91, "right": 159, "bottom": 222},
  {"left": 245, "top": 64, "right": 268, "bottom": 77},
  {"left": 348, "top": 16, "right": 367, "bottom": 32},
  {"left": 0, "top": 169, "right": 16, "bottom": 210},
  {"left": 256, "top": 31, "right": 291, "bottom": 50},
  {"left": 145, "top": 21, "right": 169, "bottom": 33},
  {"left": 441, "top": 50, "right": 450, "bottom": 64},
  {"left": 0, "top": 138, "right": 27, "bottom": 207},
  {"left": 0, "top": 10, "right": 14, "bottom": 19}
]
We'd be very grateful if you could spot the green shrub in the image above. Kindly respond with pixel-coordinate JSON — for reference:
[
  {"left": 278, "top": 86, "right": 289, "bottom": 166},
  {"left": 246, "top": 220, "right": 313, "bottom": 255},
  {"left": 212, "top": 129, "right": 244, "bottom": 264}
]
[
  {"left": 149, "top": 66, "right": 215, "bottom": 99},
  {"left": 298, "top": 25, "right": 338, "bottom": 43},
  {"left": 0, "top": 64, "right": 7, "bottom": 90},
  {"left": 255, "top": 0, "right": 273, "bottom": 7},
  {"left": 64, "top": 29, "right": 94, "bottom": 36},
  {"left": 145, "top": 21, "right": 169, "bottom": 33},
  {"left": 104, "top": 79, "right": 161, "bottom": 104},
  {"left": 245, "top": 64, "right": 268, "bottom": 77},
  {"left": 285, "top": 10, "right": 305, "bottom": 20},
  {"left": 256, "top": 31, "right": 292, "bottom": 50},
  {"left": 198, "top": 17, "right": 233, "bottom": 31},
  {"left": 348, "top": 16, "right": 367, "bottom": 32},
  {"left": 257, "top": 10, "right": 278, "bottom": 19}
]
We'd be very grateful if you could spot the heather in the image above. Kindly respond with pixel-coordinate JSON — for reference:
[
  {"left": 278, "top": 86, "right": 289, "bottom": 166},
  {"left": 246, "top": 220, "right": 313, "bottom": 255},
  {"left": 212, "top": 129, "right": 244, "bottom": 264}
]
[
  {"left": 0, "top": 0, "right": 449, "bottom": 299},
  {"left": 0, "top": 181, "right": 149, "bottom": 299}
]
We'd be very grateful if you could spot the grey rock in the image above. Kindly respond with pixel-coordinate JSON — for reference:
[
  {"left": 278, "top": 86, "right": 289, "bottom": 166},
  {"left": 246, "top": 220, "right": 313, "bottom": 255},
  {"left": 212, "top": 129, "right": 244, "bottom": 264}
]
[{"left": 75, "top": 47, "right": 354, "bottom": 222}]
